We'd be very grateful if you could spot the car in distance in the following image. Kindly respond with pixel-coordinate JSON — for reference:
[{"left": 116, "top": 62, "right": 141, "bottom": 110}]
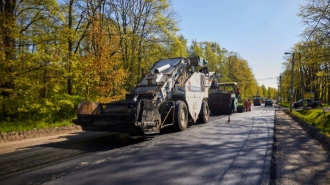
[
  {"left": 293, "top": 99, "right": 322, "bottom": 108},
  {"left": 264, "top": 99, "right": 273, "bottom": 107}
]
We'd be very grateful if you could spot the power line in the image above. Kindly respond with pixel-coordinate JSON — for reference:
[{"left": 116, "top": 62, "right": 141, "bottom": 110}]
[
  {"left": 304, "top": 0, "right": 330, "bottom": 44},
  {"left": 300, "top": 1, "right": 330, "bottom": 60},
  {"left": 256, "top": 77, "right": 278, "bottom": 81},
  {"left": 307, "top": 30, "right": 330, "bottom": 57}
]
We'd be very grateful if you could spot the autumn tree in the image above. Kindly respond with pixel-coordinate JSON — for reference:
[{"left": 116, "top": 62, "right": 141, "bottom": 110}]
[{"left": 80, "top": 16, "right": 128, "bottom": 102}]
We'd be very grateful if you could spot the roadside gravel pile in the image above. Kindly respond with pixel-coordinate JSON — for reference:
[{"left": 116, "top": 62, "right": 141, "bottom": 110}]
[
  {"left": 0, "top": 125, "right": 82, "bottom": 143},
  {"left": 270, "top": 110, "right": 330, "bottom": 185}
]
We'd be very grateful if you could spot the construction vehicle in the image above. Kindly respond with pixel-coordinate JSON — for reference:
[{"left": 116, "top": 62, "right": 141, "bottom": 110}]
[
  {"left": 236, "top": 99, "right": 245, "bottom": 113},
  {"left": 208, "top": 82, "right": 239, "bottom": 115},
  {"left": 73, "top": 56, "right": 221, "bottom": 135},
  {"left": 253, "top": 96, "right": 261, "bottom": 106}
]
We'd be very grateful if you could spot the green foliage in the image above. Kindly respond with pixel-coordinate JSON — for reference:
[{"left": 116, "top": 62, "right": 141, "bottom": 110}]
[
  {"left": 261, "top": 85, "right": 267, "bottom": 98},
  {"left": 0, "top": 119, "right": 73, "bottom": 133},
  {"left": 188, "top": 41, "right": 258, "bottom": 100},
  {"left": 279, "top": 1, "right": 330, "bottom": 105},
  {"left": 267, "top": 87, "right": 277, "bottom": 99},
  {"left": 292, "top": 109, "right": 330, "bottom": 137},
  {"left": 0, "top": 95, "right": 84, "bottom": 123},
  {"left": 280, "top": 102, "right": 290, "bottom": 108}
]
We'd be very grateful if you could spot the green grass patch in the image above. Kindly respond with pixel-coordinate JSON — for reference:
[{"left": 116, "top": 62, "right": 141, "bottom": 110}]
[
  {"left": 292, "top": 108, "right": 330, "bottom": 137},
  {"left": 279, "top": 102, "right": 290, "bottom": 108},
  {"left": 0, "top": 119, "right": 74, "bottom": 133}
]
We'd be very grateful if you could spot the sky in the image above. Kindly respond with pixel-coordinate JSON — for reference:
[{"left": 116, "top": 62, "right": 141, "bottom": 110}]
[{"left": 170, "top": 0, "right": 307, "bottom": 89}]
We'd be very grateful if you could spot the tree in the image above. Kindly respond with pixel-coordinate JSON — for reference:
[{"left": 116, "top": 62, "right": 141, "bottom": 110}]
[
  {"left": 105, "top": 0, "right": 181, "bottom": 90},
  {"left": 188, "top": 41, "right": 257, "bottom": 99},
  {"left": 261, "top": 85, "right": 267, "bottom": 98},
  {"left": 0, "top": 0, "right": 60, "bottom": 98},
  {"left": 297, "top": 0, "right": 330, "bottom": 103},
  {"left": 267, "top": 87, "right": 277, "bottom": 99},
  {"left": 80, "top": 16, "right": 128, "bottom": 102}
]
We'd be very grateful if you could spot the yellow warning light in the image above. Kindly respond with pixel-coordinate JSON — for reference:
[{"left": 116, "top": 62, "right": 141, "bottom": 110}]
[{"left": 181, "top": 84, "right": 184, "bottom": 87}]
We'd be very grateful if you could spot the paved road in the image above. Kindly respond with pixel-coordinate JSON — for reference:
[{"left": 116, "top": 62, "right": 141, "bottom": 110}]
[{"left": 0, "top": 105, "right": 274, "bottom": 185}]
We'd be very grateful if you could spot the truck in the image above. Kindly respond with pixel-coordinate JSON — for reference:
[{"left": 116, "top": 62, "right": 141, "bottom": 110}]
[
  {"left": 208, "top": 82, "right": 239, "bottom": 115},
  {"left": 253, "top": 96, "right": 261, "bottom": 106},
  {"left": 73, "top": 56, "right": 221, "bottom": 135},
  {"left": 293, "top": 99, "right": 322, "bottom": 108}
]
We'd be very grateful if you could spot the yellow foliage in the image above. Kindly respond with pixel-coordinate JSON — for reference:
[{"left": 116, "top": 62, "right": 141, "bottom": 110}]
[{"left": 81, "top": 16, "right": 128, "bottom": 102}]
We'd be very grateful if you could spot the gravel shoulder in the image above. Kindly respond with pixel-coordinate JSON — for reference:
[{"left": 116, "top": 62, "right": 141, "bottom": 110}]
[
  {"left": 271, "top": 110, "right": 330, "bottom": 185},
  {"left": 0, "top": 125, "right": 83, "bottom": 154},
  {"left": 0, "top": 125, "right": 82, "bottom": 143}
]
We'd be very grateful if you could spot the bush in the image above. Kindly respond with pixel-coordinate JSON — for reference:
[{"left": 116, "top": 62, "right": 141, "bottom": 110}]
[{"left": 0, "top": 94, "right": 84, "bottom": 124}]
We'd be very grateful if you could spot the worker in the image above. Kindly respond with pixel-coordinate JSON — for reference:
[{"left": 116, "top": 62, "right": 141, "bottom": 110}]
[
  {"left": 244, "top": 99, "right": 248, "bottom": 112},
  {"left": 236, "top": 87, "right": 240, "bottom": 95},
  {"left": 248, "top": 99, "right": 251, "bottom": 111}
]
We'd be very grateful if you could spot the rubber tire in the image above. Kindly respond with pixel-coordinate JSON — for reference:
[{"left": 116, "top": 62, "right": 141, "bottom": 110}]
[
  {"left": 173, "top": 101, "right": 188, "bottom": 131},
  {"left": 197, "top": 101, "right": 209, "bottom": 123}
]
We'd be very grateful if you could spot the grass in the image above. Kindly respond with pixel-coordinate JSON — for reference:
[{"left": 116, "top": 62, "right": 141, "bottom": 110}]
[
  {"left": 279, "top": 102, "right": 290, "bottom": 108},
  {"left": 292, "top": 107, "right": 330, "bottom": 137},
  {"left": 0, "top": 119, "right": 74, "bottom": 133}
]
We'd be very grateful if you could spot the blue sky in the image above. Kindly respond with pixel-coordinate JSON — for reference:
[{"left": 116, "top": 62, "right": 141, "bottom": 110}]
[{"left": 171, "top": 0, "right": 307, "bottom": 89}]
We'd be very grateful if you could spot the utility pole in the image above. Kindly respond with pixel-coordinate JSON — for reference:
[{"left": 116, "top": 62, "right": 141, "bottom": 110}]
[
  {"left": 280, "top": 75, "right": 282, "bottom": 107},
  {"left": 290, "top": 54, "right": 295, "bottom": 112},
  {"left": 284, "top": 52, "right": 295, "bottom": 113},
  {"left": 277, "top": 85, "right": 280, "bottom": 103},
  {"left": 299, "top": 52, "right": 306, "bottom": 110}
]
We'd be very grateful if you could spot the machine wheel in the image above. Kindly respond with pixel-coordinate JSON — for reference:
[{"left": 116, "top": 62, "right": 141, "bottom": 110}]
[
  {"left": 197, "top": 101, "right": 209, "bottom": 123},
  {"left": 174, "top": 101, "right": 188, "bottom": 131}
]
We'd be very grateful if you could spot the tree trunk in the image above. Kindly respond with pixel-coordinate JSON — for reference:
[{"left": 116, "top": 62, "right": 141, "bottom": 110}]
[
  {"left": 0, "top": 0, "right": 17, "bottom": 98},
  {"left": 66, "top": 0, "right": 74, "bottom": 95}
]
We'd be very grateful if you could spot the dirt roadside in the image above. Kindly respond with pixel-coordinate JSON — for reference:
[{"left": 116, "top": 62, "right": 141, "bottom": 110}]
[
  {"left": 270, "top": 110, "right": 330, "bottom": 185},
  {"left": 0, "top": 125, "right": 83, "bottom": 154},
  {"left": 0, "top": 125, "right": 82, "bottom": 143}
]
